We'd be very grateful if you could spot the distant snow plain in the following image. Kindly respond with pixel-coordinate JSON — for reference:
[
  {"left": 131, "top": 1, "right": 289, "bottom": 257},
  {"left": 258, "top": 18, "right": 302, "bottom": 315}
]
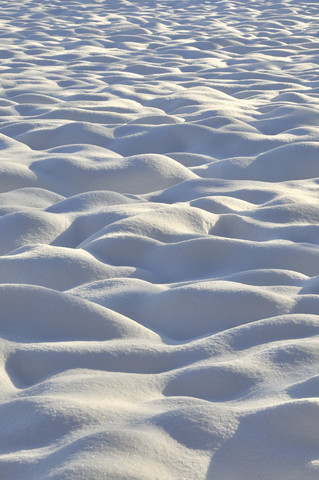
[{"left": 1, "top": 0, "right": 319, "bottom": 478}]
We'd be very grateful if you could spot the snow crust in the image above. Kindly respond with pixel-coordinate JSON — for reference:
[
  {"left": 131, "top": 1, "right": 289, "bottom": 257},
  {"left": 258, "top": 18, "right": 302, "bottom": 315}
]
[{"left": 1, "top": 0, "right": 319, "bottom": 478}]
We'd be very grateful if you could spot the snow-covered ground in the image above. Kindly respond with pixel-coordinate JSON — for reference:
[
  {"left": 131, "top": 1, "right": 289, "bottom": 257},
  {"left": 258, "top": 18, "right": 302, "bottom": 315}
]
[{"left": 1, "top": 0, "right": 319, "bottom": 478}]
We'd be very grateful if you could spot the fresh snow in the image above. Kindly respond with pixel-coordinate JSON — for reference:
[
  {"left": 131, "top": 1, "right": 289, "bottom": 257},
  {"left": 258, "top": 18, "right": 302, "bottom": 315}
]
[{"left": 1, "top": 0, "right": 319, "bottom": 478}]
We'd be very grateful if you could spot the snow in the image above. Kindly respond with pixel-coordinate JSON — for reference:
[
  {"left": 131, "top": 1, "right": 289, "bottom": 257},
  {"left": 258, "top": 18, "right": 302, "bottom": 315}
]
[{"left": 1, "top": 0, "right": 319, "bottom": 478}]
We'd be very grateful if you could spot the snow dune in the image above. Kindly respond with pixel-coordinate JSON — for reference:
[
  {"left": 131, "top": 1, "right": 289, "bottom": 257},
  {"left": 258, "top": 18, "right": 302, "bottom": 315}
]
[{"left": 1, "top": 0, "right": 319, "bottom": 478}]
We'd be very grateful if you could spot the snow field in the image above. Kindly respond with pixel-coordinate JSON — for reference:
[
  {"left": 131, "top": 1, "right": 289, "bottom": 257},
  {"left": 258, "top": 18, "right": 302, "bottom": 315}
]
[{"left": 0, "top": 0, "right": 319, "bottom": 478}]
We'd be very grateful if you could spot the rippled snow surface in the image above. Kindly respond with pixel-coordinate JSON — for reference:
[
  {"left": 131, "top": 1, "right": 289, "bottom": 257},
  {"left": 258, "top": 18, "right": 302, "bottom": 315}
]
[{"left": 1, "top": 0, "right": 319, "bottom": 478}]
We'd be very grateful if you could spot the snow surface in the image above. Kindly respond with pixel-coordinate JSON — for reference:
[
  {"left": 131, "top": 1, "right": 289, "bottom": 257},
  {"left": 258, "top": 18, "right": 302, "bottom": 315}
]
[{"left": 1, "top": 0, "right": 319, "bottom": 478}]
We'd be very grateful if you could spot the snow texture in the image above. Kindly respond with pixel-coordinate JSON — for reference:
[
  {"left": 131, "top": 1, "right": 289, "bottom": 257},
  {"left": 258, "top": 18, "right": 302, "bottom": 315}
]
[{"left": 1, "top": 0, "right": 319, "bottom": 478}]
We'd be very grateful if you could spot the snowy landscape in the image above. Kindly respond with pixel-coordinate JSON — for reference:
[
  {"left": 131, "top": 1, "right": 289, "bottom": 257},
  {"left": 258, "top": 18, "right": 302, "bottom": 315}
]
[{"left": 1, "top": 0, "right": 319, "bottom": 478}]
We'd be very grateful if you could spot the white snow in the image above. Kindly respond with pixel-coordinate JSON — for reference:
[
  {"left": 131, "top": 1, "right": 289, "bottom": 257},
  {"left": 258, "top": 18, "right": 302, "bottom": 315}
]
[{"left": 1, "top": 0, "right": 319, "bottom": 478}]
